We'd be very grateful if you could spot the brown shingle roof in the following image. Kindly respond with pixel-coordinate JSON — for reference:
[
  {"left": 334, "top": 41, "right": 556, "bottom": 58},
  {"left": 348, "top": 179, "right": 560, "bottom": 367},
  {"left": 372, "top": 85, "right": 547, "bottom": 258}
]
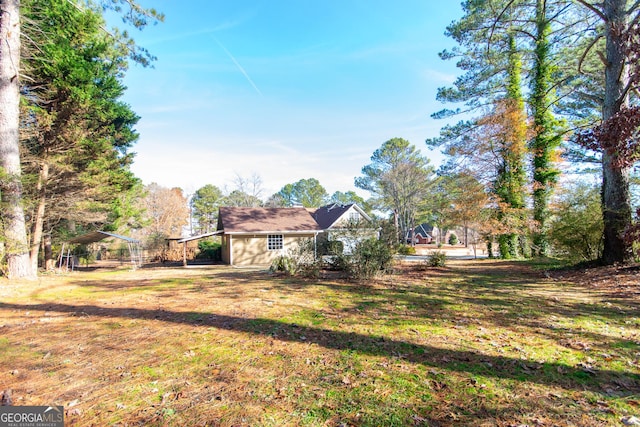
[{"left": 218, "top": 207, "right": 321, "bottom": 233}]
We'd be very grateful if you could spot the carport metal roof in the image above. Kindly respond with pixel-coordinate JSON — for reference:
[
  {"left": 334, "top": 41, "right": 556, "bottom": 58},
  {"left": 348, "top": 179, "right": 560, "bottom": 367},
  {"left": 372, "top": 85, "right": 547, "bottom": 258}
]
[
  {"left": 68, "top": 231, "right": 140, "bottom": 245},
  {"left": 176, "top": 231, "right": 222, "bottom": 244},
  {"left": 65, "top": 231, "right": 142, "bottom": 268}
]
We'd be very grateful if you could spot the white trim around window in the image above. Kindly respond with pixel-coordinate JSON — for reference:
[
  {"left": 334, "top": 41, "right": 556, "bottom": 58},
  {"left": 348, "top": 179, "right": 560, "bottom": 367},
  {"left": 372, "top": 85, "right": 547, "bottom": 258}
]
[{"left": 267, "top": 234, "right": 284, "bottom": 250}]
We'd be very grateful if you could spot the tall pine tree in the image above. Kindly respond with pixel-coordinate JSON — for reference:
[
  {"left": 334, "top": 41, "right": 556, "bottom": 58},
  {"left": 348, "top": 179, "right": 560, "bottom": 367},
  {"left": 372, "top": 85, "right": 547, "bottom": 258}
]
[
  {"left": 495, "top": 34, "right": 528, "bottom": 259},
  {"left": 530, "top": 0, "right": 562, "bottom": 256}
]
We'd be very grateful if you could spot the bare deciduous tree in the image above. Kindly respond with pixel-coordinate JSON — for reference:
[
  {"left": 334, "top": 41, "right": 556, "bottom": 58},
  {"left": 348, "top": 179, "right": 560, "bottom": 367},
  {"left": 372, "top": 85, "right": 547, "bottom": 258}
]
[{"left": 135, "top": 183, "right": 189, "bottom": 249}]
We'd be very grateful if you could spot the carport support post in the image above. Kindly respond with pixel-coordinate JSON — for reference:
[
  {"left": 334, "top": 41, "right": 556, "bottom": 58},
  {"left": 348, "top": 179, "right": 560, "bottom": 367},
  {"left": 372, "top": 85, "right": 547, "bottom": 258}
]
[
  {"left": 58, "top": 243, "right": 65, "bottom": 269},
  {"left": 183, "top": 241, "right": 187, "bottom": 267},
  {"left": 314, "top": 232, "right": 318, "bottom": 261}
]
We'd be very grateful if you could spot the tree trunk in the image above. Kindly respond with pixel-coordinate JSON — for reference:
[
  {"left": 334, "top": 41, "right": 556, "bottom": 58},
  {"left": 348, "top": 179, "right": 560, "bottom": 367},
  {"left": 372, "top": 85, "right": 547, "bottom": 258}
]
[
  {"left": 0, "top": 0, "right": 35, "bottom": 279},
  {"left": 43, "top": 233, "right": 54, "bottom": 270},
  {"left": 463, "top": 223, "right": 468, "bottom": 247},
  {"left": 393, "top": 209, "right": 400, "bottom": 244},
  {"left": 29, "top": 162, "right": 49, "bottom": 273},
  {"left": 602, "top": 153, "right": 632, "bottom": 264},
  {"left": 601, "top": 0, "right": 634, "bottom": 264}
]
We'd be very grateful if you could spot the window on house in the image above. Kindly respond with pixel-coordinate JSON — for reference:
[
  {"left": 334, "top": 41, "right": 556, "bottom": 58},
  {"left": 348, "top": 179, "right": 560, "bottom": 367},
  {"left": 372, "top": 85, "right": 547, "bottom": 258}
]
[
  {"left": 267, "top": 234, "right": 283, "bottom": 250},
  {"left": 349, "top": 211, "right": 360, "bottom": 221}
]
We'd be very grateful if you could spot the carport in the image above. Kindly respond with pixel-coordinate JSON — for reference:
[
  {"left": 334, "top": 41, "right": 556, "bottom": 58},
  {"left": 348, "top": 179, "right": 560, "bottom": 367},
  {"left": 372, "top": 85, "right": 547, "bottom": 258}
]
[
  {"left": 176, "top": 231, "right": 222, "bottom": 266},
  {"left": 62, "top": 231, "right": 143, "bottom": 269}
]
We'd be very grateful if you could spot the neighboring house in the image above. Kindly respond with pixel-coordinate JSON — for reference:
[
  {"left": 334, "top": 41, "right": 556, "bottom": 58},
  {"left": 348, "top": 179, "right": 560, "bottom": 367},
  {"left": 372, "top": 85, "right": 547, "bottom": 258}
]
[
  {"left": 408, "top": 223, "right": 435, "bottom": 245},
  {"left": 312, "top": 203, "right": 377, "bottom": 254},
  {"left": 217, "top": 206, "right": 322, "bottom": 266},
  {"left": 407, "top": 223, "right": 467, "bottom": 245}
]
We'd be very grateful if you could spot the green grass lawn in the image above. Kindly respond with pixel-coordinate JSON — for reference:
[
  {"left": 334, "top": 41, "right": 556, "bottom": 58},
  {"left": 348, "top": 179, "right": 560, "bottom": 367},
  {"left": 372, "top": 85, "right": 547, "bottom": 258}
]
[{"left": 0, "top": 259, "right": 638, "bottom": 426}]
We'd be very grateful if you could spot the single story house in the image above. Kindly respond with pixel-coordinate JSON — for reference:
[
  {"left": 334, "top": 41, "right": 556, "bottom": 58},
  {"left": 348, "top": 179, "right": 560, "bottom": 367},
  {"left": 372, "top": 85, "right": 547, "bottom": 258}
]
[
  {"left": 177, "top": 203, "right": 376, "bottom": 266},
  {"left": 217, "top": 206, "right": 322, "bottom": 266}
]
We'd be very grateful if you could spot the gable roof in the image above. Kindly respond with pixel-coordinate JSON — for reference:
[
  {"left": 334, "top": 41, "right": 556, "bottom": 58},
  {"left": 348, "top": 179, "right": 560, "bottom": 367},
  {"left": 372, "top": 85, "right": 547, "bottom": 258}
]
[
  {"left": 311, "top": 203, "right": 352, "bottom": 229},
  {"left": 311, "top": 203, "right": 372, "bottom": 229},
  {"left": 412, "top": 223, "right": 434, "bottom": 238},
  {"left": 217, "top": 206, "right": 321, "bottom": 234}
]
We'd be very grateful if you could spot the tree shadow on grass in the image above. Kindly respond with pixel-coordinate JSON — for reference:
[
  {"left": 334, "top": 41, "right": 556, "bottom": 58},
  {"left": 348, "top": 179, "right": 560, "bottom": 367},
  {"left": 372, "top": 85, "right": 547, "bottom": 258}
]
[
  {"left": 313, "top": 261, "right": 638, "bottom": 328},
  {"left": 32, "top": 267, "right": 273, "bottom": 297},
  {"left": 1, "top": 301, "right": 638, "bottom": 397},
  {"left": 53, "top": 261, "right": 640, "bottom": 359},
  {"left": 262, "top": 270, "right": 638, "bottom": 353}
]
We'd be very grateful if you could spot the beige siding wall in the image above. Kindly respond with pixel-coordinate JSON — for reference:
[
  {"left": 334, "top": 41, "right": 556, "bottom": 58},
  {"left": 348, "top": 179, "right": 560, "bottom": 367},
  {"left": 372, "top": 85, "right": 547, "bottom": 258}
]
[{"left": 228, "top": 234, "right": 315, "bottom": 266}]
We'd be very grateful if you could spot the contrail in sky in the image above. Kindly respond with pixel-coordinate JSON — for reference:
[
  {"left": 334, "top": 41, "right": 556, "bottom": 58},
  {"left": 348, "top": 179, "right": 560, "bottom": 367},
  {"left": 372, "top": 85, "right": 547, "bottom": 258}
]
[{"left": 211, "top": 35, "right": 263, "bottom": 97}]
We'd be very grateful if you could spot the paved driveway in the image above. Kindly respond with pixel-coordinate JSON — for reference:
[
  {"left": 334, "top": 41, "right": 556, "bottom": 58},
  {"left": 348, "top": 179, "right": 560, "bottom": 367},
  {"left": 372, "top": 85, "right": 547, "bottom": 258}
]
[{"left": 400, "top": 245, "right": 488, "bottom": 261}]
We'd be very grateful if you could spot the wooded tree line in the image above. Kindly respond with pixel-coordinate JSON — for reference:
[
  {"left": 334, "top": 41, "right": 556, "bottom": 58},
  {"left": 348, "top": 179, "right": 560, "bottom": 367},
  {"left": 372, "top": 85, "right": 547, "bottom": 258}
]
[
  {"left": 428, "top": 0, "right": 640, "bottom": 264},
  {"left": 0, "top": 0, "right": 162, "bottom": 279},
  {"left": 2, "top": 0, "right": 639, "bottom": 278}
]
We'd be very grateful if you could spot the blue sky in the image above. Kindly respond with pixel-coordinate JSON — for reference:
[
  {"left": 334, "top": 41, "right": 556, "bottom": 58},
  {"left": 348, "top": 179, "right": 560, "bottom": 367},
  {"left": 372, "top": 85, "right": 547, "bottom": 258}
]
[{"left": 117, "top": 1, "right": 463, "bottom": 198}]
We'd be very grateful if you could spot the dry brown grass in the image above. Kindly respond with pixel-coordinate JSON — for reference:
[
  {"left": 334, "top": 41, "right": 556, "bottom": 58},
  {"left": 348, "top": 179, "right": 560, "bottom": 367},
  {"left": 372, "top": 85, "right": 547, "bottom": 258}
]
[{"left": 0, "top": 259, "right": 638, "bottom": 426}]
